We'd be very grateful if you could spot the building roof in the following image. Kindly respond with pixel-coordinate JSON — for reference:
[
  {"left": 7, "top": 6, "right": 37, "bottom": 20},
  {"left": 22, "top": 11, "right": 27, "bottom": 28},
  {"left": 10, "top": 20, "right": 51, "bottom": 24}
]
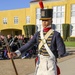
[{"left": 30, "top": 0, "right": 62, "bottom": 3}]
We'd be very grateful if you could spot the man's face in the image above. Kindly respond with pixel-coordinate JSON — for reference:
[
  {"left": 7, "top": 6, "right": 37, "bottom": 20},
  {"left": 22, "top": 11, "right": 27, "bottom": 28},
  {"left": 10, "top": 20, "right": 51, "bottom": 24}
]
[{"left": 42, "top": 19, "right": 52, "bottom": 28}]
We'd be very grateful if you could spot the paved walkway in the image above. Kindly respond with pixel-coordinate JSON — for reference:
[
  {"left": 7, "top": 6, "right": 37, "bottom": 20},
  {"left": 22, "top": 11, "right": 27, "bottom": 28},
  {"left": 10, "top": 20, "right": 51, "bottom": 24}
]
[
  {"left": 28, "top": 47, "right": 75, "bottom": 75},
  {"left": 58, "top": 57, "right": 75, "bottom": 75},
  {"left": 58, "top": 47, "right": 75, "bottom": 75},
  {"left": 0, "top": 47, "right": 75, "bottom": 75}
]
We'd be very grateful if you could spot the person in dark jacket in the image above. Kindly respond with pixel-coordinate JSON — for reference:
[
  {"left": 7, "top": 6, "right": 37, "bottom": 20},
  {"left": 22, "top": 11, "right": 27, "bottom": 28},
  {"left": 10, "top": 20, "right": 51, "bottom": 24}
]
[
  {"left": 7, "top": 9, "right": 66, "bottom": 75},
  {"left": 10, "top": 37, "right": 20, "bottom": 52}
]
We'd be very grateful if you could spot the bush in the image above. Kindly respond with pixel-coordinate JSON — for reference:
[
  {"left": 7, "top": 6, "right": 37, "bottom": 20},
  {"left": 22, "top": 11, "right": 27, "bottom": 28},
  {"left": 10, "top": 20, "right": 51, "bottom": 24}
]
[
  {"left": 23, "top": 25, "right": 36, "bottom": 37},
  {"left": 62, "top": 24, "right": 70, "bottom": 41}
]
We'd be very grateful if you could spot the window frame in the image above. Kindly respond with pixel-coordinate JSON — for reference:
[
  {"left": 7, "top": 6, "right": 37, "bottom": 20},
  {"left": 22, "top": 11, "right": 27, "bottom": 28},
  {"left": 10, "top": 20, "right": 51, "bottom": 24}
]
[{"left": 14, "top": 16, "right": 18, "bottom": 24}]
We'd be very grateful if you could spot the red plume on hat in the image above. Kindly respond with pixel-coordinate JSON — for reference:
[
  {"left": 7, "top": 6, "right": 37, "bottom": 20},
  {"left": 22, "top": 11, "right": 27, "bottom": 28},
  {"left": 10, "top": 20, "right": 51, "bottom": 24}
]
[{"left": 39, "top": 0, "right": 44, "bottom": 9}]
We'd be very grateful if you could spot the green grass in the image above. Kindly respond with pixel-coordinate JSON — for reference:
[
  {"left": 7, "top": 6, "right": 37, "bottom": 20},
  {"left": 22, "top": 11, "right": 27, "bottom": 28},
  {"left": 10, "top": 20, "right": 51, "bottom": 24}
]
[{"left": 64, "top": 41, "right": 75, "bottom": 47}]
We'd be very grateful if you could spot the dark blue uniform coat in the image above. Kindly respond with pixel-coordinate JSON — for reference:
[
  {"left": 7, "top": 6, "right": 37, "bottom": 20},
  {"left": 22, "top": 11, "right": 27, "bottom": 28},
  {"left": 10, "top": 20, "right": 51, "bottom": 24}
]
[{"left": 18, "top": 31, "right": 66, "bottom": 58}]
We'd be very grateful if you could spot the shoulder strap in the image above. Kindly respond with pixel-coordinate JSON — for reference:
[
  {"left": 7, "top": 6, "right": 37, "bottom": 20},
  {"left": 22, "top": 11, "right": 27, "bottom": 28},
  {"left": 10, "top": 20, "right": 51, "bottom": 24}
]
[
  {"left": 38, "top": 29, "right": 54, "bottom": 50},
  {"left": 39, "top": 29, "right": 55, "bottom": 59}
]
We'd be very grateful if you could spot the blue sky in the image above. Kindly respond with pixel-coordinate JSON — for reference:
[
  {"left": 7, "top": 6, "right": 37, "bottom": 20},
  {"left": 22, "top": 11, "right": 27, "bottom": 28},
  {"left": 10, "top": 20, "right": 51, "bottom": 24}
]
[{"left": 0, "top": 0, "right": 31, "bottom": 10}]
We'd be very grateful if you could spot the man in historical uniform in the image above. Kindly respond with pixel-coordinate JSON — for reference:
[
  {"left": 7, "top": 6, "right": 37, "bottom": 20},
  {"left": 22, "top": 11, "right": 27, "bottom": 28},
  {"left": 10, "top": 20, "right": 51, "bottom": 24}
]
[{"left": 8, "top": 7, "right": 66, "bottom": 75}]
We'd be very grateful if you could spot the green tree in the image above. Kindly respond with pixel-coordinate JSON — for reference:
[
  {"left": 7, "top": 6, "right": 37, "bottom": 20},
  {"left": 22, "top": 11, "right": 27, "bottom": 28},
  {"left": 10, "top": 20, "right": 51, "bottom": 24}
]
[
  {"left": 62, "top": 24, "right": 70, "bottom": 41},
  {"left": 23, "top": 25, "right": 36, "bottom": 37}
]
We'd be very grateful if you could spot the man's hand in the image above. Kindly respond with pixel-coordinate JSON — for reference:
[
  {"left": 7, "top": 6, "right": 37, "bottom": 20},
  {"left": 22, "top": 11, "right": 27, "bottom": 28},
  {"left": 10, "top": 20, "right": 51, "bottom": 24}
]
[{"left": 7, "top": 52, "right": 17, "bottom": 58}]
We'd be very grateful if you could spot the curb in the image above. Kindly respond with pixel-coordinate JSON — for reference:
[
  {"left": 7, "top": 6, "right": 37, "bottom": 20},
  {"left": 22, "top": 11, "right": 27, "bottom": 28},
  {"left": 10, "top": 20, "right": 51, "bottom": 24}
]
[{"left": 66, "top": 47, "right": 75, "bottom": 49}]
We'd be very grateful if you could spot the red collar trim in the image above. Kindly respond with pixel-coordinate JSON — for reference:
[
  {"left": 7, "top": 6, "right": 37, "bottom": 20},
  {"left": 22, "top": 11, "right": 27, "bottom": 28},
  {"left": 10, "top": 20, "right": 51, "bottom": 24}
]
[{"left": 43, "top": 27, "right": 51, "bottom": 32}]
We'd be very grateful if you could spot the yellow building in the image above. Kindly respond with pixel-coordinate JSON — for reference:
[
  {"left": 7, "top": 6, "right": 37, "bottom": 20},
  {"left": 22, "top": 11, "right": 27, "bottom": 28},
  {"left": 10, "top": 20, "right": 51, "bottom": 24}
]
[
  {"left": 0, "top": 0, "right": 75, "bottom": 37},
  {"left": 0, "top": 8, "right": 30, "bottom": 36}
]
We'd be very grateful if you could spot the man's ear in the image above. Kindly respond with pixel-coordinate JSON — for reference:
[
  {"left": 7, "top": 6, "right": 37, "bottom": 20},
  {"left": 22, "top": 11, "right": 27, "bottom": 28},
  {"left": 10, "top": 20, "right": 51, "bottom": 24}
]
[{"left": 51, "top": 20, "right": 53, "bottom": 23}]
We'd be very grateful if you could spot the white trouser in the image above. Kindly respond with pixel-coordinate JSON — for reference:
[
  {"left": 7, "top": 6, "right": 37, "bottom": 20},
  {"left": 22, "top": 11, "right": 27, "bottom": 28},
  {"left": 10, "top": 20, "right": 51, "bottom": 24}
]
[{"left": 34, "top": 55, "right": 57, "bottom": 75}]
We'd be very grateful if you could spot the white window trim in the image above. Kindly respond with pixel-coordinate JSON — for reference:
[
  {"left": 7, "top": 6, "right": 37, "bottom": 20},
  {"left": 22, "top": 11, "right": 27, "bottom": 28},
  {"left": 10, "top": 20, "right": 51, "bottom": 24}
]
[
  {"left": 3, "top": 18, "right": 7, "bottom": 24},
  {"left": 26, "top": 16, "right": 30, "bottom": 24},
  {"left": 14, "top": 16, "right": 18, "bottom": 24}
]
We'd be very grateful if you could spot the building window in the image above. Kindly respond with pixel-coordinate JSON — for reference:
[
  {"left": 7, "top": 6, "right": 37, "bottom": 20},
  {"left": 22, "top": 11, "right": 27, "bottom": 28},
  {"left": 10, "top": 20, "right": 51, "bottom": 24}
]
[
  {"left": 70, "top": 4, "right": 75, "bottom": 36},
  {"left": 56, "top": 12, "right": 62, "bottom": 18},
  {"left": 57, "top": 6, "right": 62, "bottom": 12},
  {"left": 36, "top": 8, "right": 47, "bottom": 31},
  {"left": 36, "top": 14, "right": 41, "bottom": 19},
  {"left": 36, "top": 9, "right": 41, "bottom": 19},
  {"left": 53, "top": 6, "right": 65, "bottom": 36},
  {"left": 53, "top": 6, "right": 65, "bottom": 18},
  {"left": 14, "top": 17, "right": 18, "bottom": 24},
  {"left": 3, "top": 18, "right": 7, "bottom": 24},
  {"left": 36, "top": 8, "right": 41, "bottom": 31},
  {"left": 71, "top": 4, "right": 75, "bottom": 11},
  {"left": 71, "top": 4, "right": 75, "bottom": 17},
  {"left": 71, "top": 11, "right": 75, "bottom": 16},
  {"left": 26, "top": 16, "right": 30, "bottom": 24}
]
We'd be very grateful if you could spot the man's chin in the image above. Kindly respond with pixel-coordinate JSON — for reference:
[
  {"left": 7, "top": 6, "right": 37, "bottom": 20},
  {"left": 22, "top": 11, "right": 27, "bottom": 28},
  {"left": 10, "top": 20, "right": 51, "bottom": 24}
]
[{"left": 43, "top": 26, "right": 47, "bottom": 28}]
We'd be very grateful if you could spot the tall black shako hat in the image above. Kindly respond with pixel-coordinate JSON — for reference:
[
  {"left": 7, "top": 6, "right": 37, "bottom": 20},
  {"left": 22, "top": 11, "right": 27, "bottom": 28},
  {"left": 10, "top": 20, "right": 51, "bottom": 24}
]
[
  {"left": 40, "top": 9, "right": 53, "bottom": 20},
  {"left": 39, "top": 0, "right": 53, "bottom": 20}
]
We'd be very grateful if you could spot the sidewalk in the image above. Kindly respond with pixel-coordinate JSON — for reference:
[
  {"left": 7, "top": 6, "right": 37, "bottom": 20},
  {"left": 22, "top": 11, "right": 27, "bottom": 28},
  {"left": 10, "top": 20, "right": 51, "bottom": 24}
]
[
  {"left": 0, "top": 47, "right": 74, "bottom": 75},
  {"left": 58, "top": 56, "right": 75, "bottom": 75},
  {"left": 28, "top": 47, "right": 75, "bottom": 75},
  {"left": 58, "top": 47, "right": 75, "bottom": 75}
]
